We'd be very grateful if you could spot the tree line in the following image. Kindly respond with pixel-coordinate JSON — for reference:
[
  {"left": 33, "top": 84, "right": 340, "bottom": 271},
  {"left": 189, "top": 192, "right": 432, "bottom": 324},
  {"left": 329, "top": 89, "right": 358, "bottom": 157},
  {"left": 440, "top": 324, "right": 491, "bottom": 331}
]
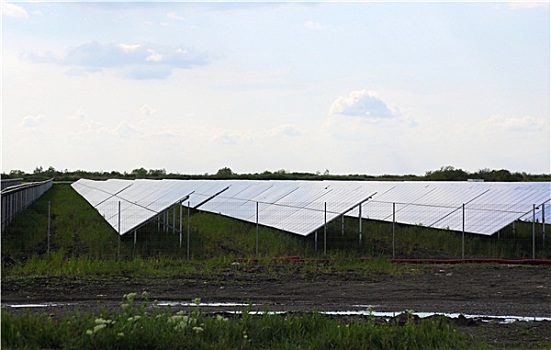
[{"left": 2, "top": 165, "right": 550, "bottom": 182}]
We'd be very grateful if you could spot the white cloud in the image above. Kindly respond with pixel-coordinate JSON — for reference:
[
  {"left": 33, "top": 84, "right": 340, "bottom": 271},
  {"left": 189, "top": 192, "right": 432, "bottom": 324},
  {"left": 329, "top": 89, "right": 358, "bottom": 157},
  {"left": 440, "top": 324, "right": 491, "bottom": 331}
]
[
  {"left": 269, "top": 124, "right": 303, "bottom": 138},
  {"left": 146, "top": 49, "right": 163, "bottom": 62},
  {"left": 482, "top": 115, "right": 547, "bottom": 132},
  {"left": 2, "top": 2, "right": 28, "bottom": 18},
  {"left": 141, "top": 105, "right": 156, "bottom": 117},
  {"left": 24, "top": 41, "right": 209, "bottom": 79},
  {"left": 112, "top": 122, "right": 139, "bottom": 139},
  {"left": 507, "top": 2, "right": 549, "bottom": 10},
  {"left": 166, "top": 11, "right": 184, "bottom": 20},
  {"left": 68, "top": 108, "right": 86, "bottom": 120},
  {"left": 20, "top": 114, "right": 46, "bottom": 128},
  {"left": 330, "top": 90, "right": 398, "bottom": 118},
  {"left": 118, "top": 43, "right": 141, "bottom": 53},
  {"left": 304, "top": 20, "right": 322, "bottom": 30}
]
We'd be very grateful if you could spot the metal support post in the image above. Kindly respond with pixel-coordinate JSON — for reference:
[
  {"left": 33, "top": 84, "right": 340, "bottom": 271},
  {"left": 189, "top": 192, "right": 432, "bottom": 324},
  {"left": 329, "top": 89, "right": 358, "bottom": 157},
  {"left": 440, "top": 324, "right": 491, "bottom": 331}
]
[
  {"left": 256, "top": 201, "right": 259, "bottom": 257},
  {"left": 134, "top": 230, "right": 137, "bottom": 247},
  {"left": 542, "top": 203, "right": 546, "bottom": 248},
  {"left": 172, "top": 205, "right": 176, "bottom": 234},
  {"left": 392, "top": 202, "right": 396, "bottom": 259},
  {"left": 359, "top": 203, "right": 362, "bottom": 245},
  {"left": 187, "top": 201, "right": 190, "bottom": 260},
  {"left": 118, "top": 201, "right": 121, "bottom": 261},
  {"left": 179, "top": 202, "right": 183, "bottom": 249},
  {"left": 462, "top": 203, "right": 465, "bottom": 259},
  {"left": 324, "top": 202, "right": 327, "bottom": 256},
  {"left": 47, "top": 201, "right": 51, "bottom": 256},
  {"left": 532, "top": 204, "right": 536, "bottom": 259},
  {"left": 315, "top": 230, "right": 318, "bottom": 253}
]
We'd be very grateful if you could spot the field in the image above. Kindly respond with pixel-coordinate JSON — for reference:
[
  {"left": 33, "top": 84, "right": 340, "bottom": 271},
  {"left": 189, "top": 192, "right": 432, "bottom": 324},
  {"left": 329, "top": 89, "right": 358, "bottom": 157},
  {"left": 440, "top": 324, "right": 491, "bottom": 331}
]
[{"left": 2, "top": 184, "right": 551, "bottom": 348}]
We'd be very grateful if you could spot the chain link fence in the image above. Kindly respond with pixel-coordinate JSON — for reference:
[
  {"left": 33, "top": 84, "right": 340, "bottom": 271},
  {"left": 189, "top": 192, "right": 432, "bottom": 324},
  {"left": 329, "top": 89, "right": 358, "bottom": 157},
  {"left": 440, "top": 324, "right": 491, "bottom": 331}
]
[{"left": 2, "top": 189, "right": 549, "bottom": 261}]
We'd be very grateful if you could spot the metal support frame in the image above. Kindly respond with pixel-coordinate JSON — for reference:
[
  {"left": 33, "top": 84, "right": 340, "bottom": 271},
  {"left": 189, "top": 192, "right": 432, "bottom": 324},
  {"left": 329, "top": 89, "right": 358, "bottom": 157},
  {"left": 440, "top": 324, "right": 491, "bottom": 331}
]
[
  {"left": 532, "top": 204, "right": 536, "bottom": 259},
  {"left": 324, "top": 202, "right": 327, "bottom": 256},
  {"left": 358, "top": 203, "right": 362, "bottom": 245},
  {"left": 179, "top": 202, "right": 183, "bottom": 248},
  {"left": 187, "top": 201, "right": 191, "bottom": 260},
  {"left": 462, "top": 203, "right": 465, "bottom": 260},
  {"left": 256, "top": 201, "right": 259, "bottom": 257},
  {"left": 118, "top": 201, "right": 121, "bottom": 261},
  {"left": 392, "top": 202, "right": 396, "bottom": 259},
  {"left": 47, "top": 201, "right": 51, "bottom": 255}
]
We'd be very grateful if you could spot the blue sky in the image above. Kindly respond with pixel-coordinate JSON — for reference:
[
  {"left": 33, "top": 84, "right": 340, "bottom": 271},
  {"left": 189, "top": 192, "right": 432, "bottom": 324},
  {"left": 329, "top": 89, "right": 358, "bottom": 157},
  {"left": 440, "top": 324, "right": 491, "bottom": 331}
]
[{"left": 2, "top": 1, "right": 549, "bottom": 175}]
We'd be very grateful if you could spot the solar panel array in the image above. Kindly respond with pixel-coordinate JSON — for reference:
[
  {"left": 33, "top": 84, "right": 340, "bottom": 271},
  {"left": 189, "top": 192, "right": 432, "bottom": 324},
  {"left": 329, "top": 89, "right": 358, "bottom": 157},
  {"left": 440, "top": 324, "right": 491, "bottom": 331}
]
[{"left": 72, "top": 179, "right": 550, "bottom": 237}]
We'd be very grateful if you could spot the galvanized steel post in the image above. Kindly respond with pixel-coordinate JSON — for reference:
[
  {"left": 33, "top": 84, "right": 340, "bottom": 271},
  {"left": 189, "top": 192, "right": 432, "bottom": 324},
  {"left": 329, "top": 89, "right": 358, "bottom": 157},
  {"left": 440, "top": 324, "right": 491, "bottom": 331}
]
[
  {"left": 532, "top": 204, "right": 536, "bottom": 259},
  {"left": 187, "top": 201, "right": 190, "bottom": 260},
  {"left": 256, "top": 201, "right": 259, "bottom": 257},
  {"left": 47, "top": 201, "right": 51, "bottom": 256},
  {"left": 462, "top": 203, "right": 465, "bottom": 260},
  {"left": 392, "top": 202, "right": 395, "bottom": 259},
  {"left": 324, "top": 202, "right": 327, "bottom": 256},
  {"left": 542, "top": 203, "right": 546, "bottom": 248},
  {"left": 172, "top": 205, "right": 176, "bottom": 234},
  {"left": 358, "top": 203, "right": 362, "bottom": 245},
  {"left": 179, "top": 202, "right": 183, "bottom": 249},
  {"left": 118, "top": 201, "right": 121, "bottom": 261}
]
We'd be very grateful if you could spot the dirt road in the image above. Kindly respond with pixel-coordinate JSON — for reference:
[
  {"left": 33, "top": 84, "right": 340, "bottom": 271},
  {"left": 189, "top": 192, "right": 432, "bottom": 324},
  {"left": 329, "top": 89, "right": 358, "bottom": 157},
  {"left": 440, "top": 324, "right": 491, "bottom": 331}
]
[{"left": 2, "top": 263, "right": 551, "bottom": 348}]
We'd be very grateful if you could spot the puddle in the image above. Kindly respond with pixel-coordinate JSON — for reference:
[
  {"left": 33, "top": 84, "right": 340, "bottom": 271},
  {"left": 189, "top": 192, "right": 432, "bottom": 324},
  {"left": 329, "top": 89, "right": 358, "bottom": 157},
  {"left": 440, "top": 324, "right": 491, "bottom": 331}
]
[
  {"left": 320, "top": 311, "right": 551, "bottom": 324},
  {"left": 4, "top": 302, "right": 550, "bottom": 324},
  {"left": 156, "top": 302, "right": 257, "bottom": 307},
  {"left": 7, "top": 303, "right": 72, "bottom": 308}
]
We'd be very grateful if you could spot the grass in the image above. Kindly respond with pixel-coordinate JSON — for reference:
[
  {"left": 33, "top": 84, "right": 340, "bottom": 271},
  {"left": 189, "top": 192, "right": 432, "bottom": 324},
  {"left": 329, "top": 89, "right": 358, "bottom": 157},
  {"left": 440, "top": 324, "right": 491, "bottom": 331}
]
[
  {"left": 2, "top": 183, "right": 549, "bottom": 280},
  {"left": 1, "top": 293, "right": 486, "bottom": 350}
]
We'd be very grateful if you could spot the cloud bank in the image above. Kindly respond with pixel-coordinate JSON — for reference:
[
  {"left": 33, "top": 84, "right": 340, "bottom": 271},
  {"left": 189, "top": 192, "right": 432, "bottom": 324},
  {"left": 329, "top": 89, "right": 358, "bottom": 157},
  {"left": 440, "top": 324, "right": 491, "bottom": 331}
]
[
  {"left": 330, "top": 90, "right": 398, "bottom": 118},
  {"left": 25, "top": 41, "right": 209, "bottom": 79},
  {"left": 2, "top": 2, "right": 28, "bottom": 18}
]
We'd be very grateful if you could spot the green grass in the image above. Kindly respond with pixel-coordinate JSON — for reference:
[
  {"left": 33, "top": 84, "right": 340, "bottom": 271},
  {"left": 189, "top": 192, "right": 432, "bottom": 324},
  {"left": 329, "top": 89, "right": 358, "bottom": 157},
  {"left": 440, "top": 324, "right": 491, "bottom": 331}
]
[
  {"left": 1, "top": 294, "right": 485, "bottom": 350},
  {"left": 2, "top": 183, "right": 549, "bottom": 280}
]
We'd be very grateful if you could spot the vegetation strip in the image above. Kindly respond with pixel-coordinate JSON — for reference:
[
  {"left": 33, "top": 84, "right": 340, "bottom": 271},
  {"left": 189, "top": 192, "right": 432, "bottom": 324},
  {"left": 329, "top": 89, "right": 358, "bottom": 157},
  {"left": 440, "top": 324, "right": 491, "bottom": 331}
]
[
  {"left": 390, "top": 258, "right": 551, "bottom": 265},
  {"left": 1, "top": 293, "right": 482, "bottom": 350}
]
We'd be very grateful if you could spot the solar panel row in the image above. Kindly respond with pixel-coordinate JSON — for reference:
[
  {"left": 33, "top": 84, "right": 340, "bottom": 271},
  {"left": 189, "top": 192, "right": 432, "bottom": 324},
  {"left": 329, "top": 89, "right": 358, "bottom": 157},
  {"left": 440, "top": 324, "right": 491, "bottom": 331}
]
[{"left": 71, "top": 179, "right": 550, "bottom": 237}]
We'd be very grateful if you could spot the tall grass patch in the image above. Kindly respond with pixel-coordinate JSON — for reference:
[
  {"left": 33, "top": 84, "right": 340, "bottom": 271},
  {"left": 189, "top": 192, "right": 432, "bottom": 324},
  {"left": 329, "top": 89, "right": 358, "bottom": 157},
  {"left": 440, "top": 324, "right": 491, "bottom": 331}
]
[{"left": 2, "top": 294, "right": 483, "bottom": 350}]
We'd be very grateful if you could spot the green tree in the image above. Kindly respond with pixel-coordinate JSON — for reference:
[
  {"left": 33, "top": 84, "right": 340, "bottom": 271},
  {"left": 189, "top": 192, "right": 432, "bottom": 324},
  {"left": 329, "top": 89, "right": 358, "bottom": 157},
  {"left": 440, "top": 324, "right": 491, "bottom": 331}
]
[
  {"left": 424, "top": 166, "right": 469, "bottom": 181},
  {"left": 214, "top": 167, "right": 234, "bottom": 178},
  {"left": 131, "top": 167, "right": 148, "bottom": 178}
]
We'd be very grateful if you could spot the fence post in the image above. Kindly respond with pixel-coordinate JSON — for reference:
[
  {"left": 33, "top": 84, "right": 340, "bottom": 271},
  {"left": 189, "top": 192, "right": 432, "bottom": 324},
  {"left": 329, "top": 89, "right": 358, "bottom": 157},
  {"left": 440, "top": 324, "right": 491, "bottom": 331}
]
[
  {"left": 542, "top": 203, "right": 546, "bottom": 249},
  {"left": 187, "top": 201, "right": 190, "bottom": 260},
  {"left": 47, "top": 201, "right": 51, "bottom": 256},
  {"left": 358, "top": 203, "right": 362, "bottom": 245},
  {"left": 172, "top": 205, "right": 176, "bottom": 234},
  {"left": 324, "top": 202, "right": 327, "bottom": 256},
  {"left": 392, "top": 202, "right": 395, "bottom": 259},
  {"left": 118, "top": 201, "right": 121, "bottom": 261},
  {"left": 179, "top": 202, "right": 183, "bottom": 249},
  {"left": 256, "top": 201, "right": 259, "bottom": 258},
  {"left": 462, "top": 203, "right": 465, "bottom": 260},
  {"left": 532, "top": 204, "right": 536, "bottom": 259}
]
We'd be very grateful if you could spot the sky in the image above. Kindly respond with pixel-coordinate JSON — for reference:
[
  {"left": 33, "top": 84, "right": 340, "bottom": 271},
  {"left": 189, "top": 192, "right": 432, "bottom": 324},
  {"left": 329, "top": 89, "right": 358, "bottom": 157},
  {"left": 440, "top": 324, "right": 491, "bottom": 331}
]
[{"left": 2, "top": 1, "right": 550, "bottom": 176}]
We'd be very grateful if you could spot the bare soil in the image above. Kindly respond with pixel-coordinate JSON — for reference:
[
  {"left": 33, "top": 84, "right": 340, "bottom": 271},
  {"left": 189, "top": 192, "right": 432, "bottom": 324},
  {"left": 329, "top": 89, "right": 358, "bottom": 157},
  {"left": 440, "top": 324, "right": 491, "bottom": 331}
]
[{"left": 2, "top": 263, "right": 551, "bottom": 349}]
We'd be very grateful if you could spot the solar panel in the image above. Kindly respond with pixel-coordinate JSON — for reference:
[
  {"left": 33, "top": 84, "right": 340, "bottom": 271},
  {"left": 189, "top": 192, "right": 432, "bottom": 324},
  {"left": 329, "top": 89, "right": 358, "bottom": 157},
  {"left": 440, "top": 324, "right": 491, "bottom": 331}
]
[{"left": 72, "top": 179, "right": 550, "bottom": 237}]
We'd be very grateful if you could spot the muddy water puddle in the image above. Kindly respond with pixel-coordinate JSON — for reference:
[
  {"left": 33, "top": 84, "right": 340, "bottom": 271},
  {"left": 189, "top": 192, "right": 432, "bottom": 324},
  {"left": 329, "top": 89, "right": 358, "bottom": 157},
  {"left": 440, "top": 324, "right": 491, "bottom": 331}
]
[{"left": 3, "top": 301, "right": 550, "bottom": 324}]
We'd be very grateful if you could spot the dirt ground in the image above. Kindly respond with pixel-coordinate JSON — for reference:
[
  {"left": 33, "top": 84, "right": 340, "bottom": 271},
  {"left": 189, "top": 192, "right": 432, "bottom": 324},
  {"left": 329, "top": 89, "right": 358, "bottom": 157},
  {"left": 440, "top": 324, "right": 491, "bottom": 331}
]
[{"left": 2, "top": 263, "right": 551, "bottom": 348}]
